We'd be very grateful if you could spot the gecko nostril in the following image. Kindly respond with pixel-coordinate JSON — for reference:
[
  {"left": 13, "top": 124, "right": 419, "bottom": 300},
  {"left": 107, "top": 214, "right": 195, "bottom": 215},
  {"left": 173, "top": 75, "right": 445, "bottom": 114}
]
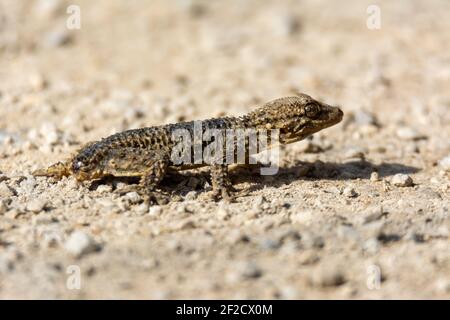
[{"left": 333, "top": 106, "right": 344, "bottom": 118}]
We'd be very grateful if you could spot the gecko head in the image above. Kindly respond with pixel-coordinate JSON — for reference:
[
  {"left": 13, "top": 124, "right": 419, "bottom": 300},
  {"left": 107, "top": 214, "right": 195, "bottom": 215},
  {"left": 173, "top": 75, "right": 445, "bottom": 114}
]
[
  {"left": 250, "top": 93, "right": 343, "bottom": 144},
  {"left": 71, "top": 148, "right": 104, "bottom": 181}
]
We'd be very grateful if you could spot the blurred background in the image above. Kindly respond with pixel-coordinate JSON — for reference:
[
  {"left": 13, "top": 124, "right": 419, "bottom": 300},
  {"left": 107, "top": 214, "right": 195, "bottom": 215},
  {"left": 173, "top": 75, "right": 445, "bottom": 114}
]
[{"left": 1, "top": 0, "right": 449, "bottom": 140}]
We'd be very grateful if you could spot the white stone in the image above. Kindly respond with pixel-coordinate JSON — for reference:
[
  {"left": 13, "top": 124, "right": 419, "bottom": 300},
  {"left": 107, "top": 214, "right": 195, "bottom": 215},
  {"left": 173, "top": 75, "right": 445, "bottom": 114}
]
[
  {"left": 64, "top": 231, "right": 98, "bottom": 257},
  {"left": 26, "top": 199, "right": 47, "bottom": 213},
  {"left": 439, "top": 156, "right": 450, "bottom": 171},
  {"left": 396, "top": 127, "right": 424, "bottom": 140},
  {"left": 343, "top": 186, "right": 358, "bottom": 198},
  {"left": 149, "top": 205, "right": 162, "bottom": 216},
  {"left": 391, "top": 174, "right": 414, "bottom": 187}
]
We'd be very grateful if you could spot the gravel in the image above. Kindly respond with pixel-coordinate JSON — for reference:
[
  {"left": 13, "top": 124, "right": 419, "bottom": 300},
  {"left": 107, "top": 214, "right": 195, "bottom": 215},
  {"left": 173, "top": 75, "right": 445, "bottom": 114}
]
[
  {"left": 0, "top": 182, "right": 15, "bottom": 198},
  {"left": 370, "top": 172, "right": 380, "bottom": 182},
  {"left": 439, "top": 156, "right": 450, "bottom": 171},
  {"left": 310, "top": 266, "right": 346, "bottom": 287},
  {"left": 391, "top": 174, "right": 414, "bottom": 187},
  {"left": 343, "top": 186, "right": 358, "bottom": 198},
  {"left": 149, "top": 205, "right": 163, "bottom": 216},
  {"left": 352, "top": 110, "right": 378, "bottom": 126},
  {"left": 64, "top": 231, "right": 100, "bottom": 257},
  {"left": 344, "top": 146, "right": 366, "bottom": 159},
  {"left": 359, "top": 206, "right": 385, "bottom": 224},
  {"left": 396, "top": 127, "right": 426, "bottom": 140},
  {"left": 0, "top": 0, "right": 449, "bottom": 300},
  {"left": 232, "top": 261, "right": 263, "bottom": 280},
  {"left": 0, "top": 200, "right": 8, "bottom": 214},
  {"left": 26, "top": 199, "right": 47, "bottom": 213},
  {"left": 124, "top": 191, "right": 142, "bottom": 204},
  {"left": 42, "top": 29, "right": 73, "bottom": 48}
]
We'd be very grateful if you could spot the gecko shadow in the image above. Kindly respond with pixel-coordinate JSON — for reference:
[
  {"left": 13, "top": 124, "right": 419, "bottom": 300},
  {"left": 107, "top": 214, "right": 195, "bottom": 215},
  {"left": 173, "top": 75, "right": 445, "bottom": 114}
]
[
  {"left": 228, "top": 159, "right": 420, "bottom": 193},
  {"left": 90, "top": 160, "right": 420, "bottom": 197}
]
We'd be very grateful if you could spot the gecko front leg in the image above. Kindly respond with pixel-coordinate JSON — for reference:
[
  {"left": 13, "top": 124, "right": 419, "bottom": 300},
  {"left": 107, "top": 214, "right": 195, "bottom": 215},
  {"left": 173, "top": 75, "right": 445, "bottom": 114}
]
[
  {"left": 113, "top": 151, "right": 171, "bottom": 205},
  {"left": 210, "top": 164, "right": 236, "bottom": 201}
]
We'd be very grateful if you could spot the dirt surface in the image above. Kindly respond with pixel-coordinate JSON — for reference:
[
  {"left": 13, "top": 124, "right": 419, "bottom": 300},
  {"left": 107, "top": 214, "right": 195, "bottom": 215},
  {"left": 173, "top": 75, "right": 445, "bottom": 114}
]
[{"left": 0, "top": 0, "right": 449, "bottom": 299}]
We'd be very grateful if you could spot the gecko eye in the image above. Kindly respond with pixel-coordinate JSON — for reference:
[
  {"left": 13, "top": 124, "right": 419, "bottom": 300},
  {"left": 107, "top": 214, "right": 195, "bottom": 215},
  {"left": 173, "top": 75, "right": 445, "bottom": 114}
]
[
  {"left": 305, "top": 103, "right": 320, "bottom": 118},
  {"left": 73, "top": 160, "right": 84, "bottom": 171}
]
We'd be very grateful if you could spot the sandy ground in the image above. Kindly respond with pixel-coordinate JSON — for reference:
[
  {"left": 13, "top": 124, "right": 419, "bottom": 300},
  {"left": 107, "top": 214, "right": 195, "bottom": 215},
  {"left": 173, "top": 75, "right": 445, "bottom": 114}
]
[{"left": 0, "top": 0, "right": 449, "bottom": 299}]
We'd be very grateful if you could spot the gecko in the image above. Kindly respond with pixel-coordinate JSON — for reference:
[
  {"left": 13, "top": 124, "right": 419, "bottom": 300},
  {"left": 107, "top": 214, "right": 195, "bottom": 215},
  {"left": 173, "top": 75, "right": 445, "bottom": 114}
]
[{"left": 33, "top": 93, "right": 343, "bottom": 202}]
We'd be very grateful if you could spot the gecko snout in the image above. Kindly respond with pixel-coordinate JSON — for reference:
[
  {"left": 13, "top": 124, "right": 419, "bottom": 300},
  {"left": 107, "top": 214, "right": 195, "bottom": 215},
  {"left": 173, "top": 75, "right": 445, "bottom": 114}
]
[{"left": 335, "top": 107, "right": 344, "bottom": 120}]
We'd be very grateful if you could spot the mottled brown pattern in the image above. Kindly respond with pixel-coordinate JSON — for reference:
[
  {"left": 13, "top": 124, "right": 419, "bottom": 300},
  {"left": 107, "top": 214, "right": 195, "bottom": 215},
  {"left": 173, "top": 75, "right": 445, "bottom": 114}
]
[{"left": 33, "top": 93, "right": 343, "bottom": 200}]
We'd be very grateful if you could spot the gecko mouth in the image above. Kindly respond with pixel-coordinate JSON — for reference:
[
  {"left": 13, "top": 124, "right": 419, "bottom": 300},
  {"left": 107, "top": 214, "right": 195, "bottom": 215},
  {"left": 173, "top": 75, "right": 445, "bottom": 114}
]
[
  {"left": 280, "top": 108, "right": 343, "bottom": 144},
  {"left": 279, "top": 124, "right": 307, "bottom": 144}
]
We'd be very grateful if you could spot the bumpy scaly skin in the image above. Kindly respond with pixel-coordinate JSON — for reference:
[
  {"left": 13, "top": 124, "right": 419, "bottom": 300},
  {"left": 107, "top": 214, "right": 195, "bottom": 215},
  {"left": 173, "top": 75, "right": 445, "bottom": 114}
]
[{"left": 33, "top": 93, "right": 343, "bottom": 201}]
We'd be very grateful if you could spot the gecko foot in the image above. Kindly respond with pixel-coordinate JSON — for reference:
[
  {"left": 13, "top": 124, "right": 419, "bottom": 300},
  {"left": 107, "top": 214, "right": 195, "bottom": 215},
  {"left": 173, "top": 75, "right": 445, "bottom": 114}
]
[{"left": 210, "top": 186, "right": 237, "bottom": 203}]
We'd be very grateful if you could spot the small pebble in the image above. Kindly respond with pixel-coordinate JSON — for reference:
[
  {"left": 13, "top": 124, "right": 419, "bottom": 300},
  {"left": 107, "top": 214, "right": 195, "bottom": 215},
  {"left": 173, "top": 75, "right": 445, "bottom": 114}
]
[
  {"left": 26, "top": 199, "right": 47, "bottom": 213},
  {"left": 391, "top": 174, "right": 414, "bottom": 187},
  {"left": 64, "top": 231, "right": 99, "bottom": 257},
  {"left": 0, "top": 174, "right": 9, "bottom": 183},
  {"left": 310, "top": 267, "right": 346, "bottom": 287},
  {"left": 344, "top": 146, "right": 366, "bottom": 159},
  {"left": 253, "top": 195, "right": 268, "bottom": 211},
  {"left": 362, "top": 221, "right": 385, "bottom": 239},
  {"left": 259, "top": 238, "right": 281, "bottom": 250},
  {"left": 225, "top": 230, "right": 250, "bottom": 244},
  {"left": 184, "top": 191, "right": 198, "bottom": 201},
  {"left": 439, "top": 156, "right": 450, "bottom": 171},
  {"left": 35, "top": 0, "right": 62, "bottom": 17},
  {"left": 19, "top": 176, "right": 37, "bottom": 193},
  {"left": 0, "top": 183, "right": 16, "bottom": 198},
  {"left": 302, "top": 232, "right": 325, "bottom": 249},
  {"left": 359, "top": 206, "right": 385, "bottom": 224},
  {"left": 343, "top": 186, "right": 358, "bottom": 198},
  {"left": 96, "top": 185, "right": 112, "bottom": 193},
  {"left": 337, "top": 225, "right": 361, "bottom": 242},
  {"left": 39, "top": 123, "right": 60, "bottom": 146},
  {"left": 31, "top": 213, "right": 54, "bottom": 225},
  {"left": 149, "top": 205, "right": 163, "bottom": 216},
  {"left": 125, "top": 192, "right": 142, "bottom": 204},
  {"left": 177, "top": 219, "right": 196, "bottom": 230},
  {"left": 362, "top": 237, "right": 380, "bottom": 253},
  {"left": 0, "top": 256, "right": 14, "bottom": 274},
  {"left": 135, "top": 202, "right": 149, "bottom": 215},
  {"left": 270, "top": 12, "right": 301, "bottom": 37},
  {"left": 370, "top": 172, "right": 380, "bottom": 182},
  {"left": 43, "top": 29, "right": 73, "bottom": 48},
  {"left": 432, "top": 225, "right": 449, "bottom": 238},
  {"left": 0, "top": 200, "right": 8, "bottom": 215},
  {"left": 29, "top": 73, "right": 47, "bottom": 91},
  {"left": 297, "top": 251, "right": 320, "bottom": 265},
  {"left": 237, "top": 261, "right": 263, "bottom": 280},
  {"left": 434, "top": 278, "right": 450, "bottom": 294},
  {"left": 273, "top": 228, "right": 301, "bottom": 243},
  {"left": 406, "top": 231, "right": 425, "bottom": 243},
  {"left": 5, "top": 209, "right": 23, "bottom": 219},
  {"left": 275, "top": 286, "right": 299, "bottom": 299},
  {"left": 216, "top": 205, "right": 230, "bottom": 220},
  {"left": 396, "top": 127, "right": 426, "bottom": 140},
  {"left": 353, "top": 110, "right": 378, "bottom": 126}
]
